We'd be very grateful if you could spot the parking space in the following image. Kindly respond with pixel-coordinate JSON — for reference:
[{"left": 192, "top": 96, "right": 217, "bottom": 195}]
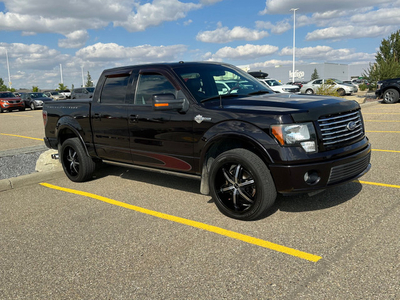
[
  {"left": 0, "top": 110, "right": 44, "bottom": 151},
  {"left": 0, "top": 101, "right": 399, "bottom": 299}
]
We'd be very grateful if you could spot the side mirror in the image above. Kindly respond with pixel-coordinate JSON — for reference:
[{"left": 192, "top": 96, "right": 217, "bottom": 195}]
[{"left": 152, "top": 93, "right": 186, "bottom": 111}]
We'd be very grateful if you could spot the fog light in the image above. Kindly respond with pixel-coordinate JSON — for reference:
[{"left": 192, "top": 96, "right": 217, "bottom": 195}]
[{"left": 304, "top": 171, "right": 320, "bottom": 185}]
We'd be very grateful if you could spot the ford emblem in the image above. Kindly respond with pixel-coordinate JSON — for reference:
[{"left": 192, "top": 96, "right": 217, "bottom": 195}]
[{"left": 347, "top": 121, "right": 357, "bottom": 131}]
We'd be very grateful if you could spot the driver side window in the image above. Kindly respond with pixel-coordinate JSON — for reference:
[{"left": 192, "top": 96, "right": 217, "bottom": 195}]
[{"left": 135, "top": 74, "right": 176, "bottom": 105}]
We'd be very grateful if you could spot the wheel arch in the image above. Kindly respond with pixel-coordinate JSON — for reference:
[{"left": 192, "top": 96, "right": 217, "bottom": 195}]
[
  {"left": 199, "top": 126, "right": 275, "bottom": 195},
  {"left": 56, "top": 116, "right": 89, "bottom": 156}
]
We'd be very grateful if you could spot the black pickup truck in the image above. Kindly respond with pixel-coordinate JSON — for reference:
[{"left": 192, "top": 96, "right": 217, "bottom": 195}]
[
  {"left": 375, "top": 77, "right": 400, "bottom": 103},
  {"left": 43, "top": 61, "right": 371, "bottom": 220}
]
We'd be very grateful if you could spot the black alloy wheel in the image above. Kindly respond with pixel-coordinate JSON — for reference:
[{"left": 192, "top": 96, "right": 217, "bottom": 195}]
[
  {"left": 209, "top": 148, "right": 277, "bottom": 220},
  {"left": 60, "top": 137, "right": 96, "bottom": 182}
]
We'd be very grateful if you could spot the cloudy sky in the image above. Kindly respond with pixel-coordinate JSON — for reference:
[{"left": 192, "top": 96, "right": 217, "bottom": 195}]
[{"left": 0, "top": 0, "right": 398, "bottom": 90}]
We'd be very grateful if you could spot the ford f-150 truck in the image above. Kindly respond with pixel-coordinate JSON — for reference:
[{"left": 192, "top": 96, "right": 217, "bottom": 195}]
[{"left": 43, "top": 61, "right": 371, "bottom": 220}]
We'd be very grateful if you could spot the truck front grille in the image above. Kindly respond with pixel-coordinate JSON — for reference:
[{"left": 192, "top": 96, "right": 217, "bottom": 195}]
[{"left": 318, "top": 110, "right": 364, "bottom": 148}]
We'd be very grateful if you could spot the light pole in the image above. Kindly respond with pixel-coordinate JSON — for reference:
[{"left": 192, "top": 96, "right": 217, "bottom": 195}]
[
  {"left": 291, "top": 8, "right": 299, "bottom": 84},
  {"left": 5, "top": 49, "right": 11, "bottom": 89}
]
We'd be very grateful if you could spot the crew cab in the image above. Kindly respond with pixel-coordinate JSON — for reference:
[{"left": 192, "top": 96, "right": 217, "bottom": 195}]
[{"left": 43, "top": 61, "right": 371, "bottom": 220}]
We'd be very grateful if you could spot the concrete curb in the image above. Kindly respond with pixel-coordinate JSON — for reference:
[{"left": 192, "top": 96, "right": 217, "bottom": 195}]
[{"left": 0, "top": 170, "right": 65, "bottom": 192}]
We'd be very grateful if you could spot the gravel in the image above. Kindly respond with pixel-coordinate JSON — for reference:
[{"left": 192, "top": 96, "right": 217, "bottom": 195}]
[{"left": 0, "top": 145, "right": 48, "bottom": 180}]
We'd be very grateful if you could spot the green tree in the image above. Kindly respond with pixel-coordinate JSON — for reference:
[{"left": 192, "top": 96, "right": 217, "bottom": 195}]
[
  {"left": 57, "top": 83, "right": 68, "bottom": 91},
  {"left": 365, "top": 30, "right": 400, "bottom": 82},
  {"left": 32, "top": 86, "right": 39, "bottom": 92},
  {"left": 85, "top": 71, "right": 93, "bottom": 87},
  {"left": 311, "top": 68, "right": 319, "bottom": 80},
  {"left": 0, "top": 78, "right": 8, "bottom": 91}
]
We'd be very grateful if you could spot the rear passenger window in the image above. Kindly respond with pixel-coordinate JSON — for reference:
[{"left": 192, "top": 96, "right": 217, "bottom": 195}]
[{"left": 100, "top": 75, "right": 130, "bottom": 104}]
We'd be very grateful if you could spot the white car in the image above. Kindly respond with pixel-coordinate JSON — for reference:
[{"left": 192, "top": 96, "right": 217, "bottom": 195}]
[
  {"left": 258, "top": 78, "right": 300, "bottom": 93},
  {"left": 300, "top": 79, "right": 358, "bottom": 96}
]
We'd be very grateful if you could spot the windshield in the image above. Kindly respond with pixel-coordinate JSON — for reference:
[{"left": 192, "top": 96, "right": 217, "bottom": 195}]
[
  {"left": 173, "top": 63, "right": 273, "bottom": 103},
  {"left": 0, "top": 92, "right": 16, "bottom": 98},
  {"left": 265, "top": 79, "right": 282, "bottom": 86},
  {"left": 30, "top": 93, "right": 47, "bottom": 98}
]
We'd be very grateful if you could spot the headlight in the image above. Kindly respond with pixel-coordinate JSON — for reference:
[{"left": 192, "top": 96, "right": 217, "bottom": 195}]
[
  {"left": 34, "top": 100, "right": 43, "bottom": 105},
  {"left": 271, "top": 123, "right": 317, "bottom": 153}
]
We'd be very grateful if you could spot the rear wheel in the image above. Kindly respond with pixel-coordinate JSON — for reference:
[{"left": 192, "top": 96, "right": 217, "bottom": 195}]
[
  {"left": 60, "top": 137, "right": 96, "bottom": 182},
  {"left": 209, "top": 148, "right": 277, "bottom": 220},
  {"left": 305, "top": 89, "right": 314, "bottom": 95},
  {"left": 382, "top": 89, "right": 399, "bottom": 104},
  {"left": 337, "top": 88, "right": 345, "bottom": 96}
]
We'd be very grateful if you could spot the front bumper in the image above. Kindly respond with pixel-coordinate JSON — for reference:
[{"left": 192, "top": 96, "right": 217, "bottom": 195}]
[{"left": 269, "top": 143, "right": 371, "bottom": 194}]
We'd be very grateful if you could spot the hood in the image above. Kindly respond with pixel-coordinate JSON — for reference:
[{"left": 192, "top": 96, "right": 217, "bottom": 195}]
[
  {"left": 33, "top": 97, "right": 53, "bottom": 101},
  {"left": 0, "top": 97, "right": 21, "bottom": 101},
  {"left": 204, "top": 93, "right": 360, "bottom": 122}
]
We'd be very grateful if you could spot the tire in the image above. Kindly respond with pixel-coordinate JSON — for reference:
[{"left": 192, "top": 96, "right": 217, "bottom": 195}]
[
  {"left": 30, "top": 102, "right": 36, "bottom": 110},
  {"left": 209, "top": 148, "right": 277, "bottom": 220},
  {"left": 382, "top": 89, "right": 399, "bottom": 104},
  {"left": 305, "top": 89, "right": 314, "bottom": 95},
  {"left": 60, "top": 137, "right": 96, "bottom": 182},
  {"left": 337, "top": 88, "right": 345, "bottom": 96}
]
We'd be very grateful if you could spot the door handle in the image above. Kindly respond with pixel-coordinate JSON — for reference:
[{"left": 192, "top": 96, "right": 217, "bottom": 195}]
[{"left": 129, "top": 114, "right": 139, "bottom": 123}]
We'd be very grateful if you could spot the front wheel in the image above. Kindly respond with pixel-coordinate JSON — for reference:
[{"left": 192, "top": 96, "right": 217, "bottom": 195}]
[
  {"left": 337, "top": 88, "right": 345, "bottom": 96},
  {"left": 305, "top": 89, "right": 314, "bottom": 95},
  {"left": 30, "top": 102, "right": 36, "bottom": 110},
  {"left": 209, "top": 148, "right": 277, "bottom": 220},
  {"left": 60, "top": 137, "right": 96, "bottom": 182},
  {"left": 382, "top": 89, "right": 399, "bottom": 104}
]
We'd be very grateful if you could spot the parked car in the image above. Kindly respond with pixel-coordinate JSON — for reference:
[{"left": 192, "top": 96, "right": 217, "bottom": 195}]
[
  {"left": 351, "top": 78, "right": 370, "bottom": 87},
  {"left": 71, "top": 87, "right": 95, "bottom": 99},
  {"left": 20, "top": 92, "right": 53, "bottom": 110},
  {"left": 59, "top": 89, "right": 71, "bottom": 99},
  {"left": 375, "top": 78, "right": 400, "bottom": 104},
  {"left": 258, "top": 78, "right": 300, "bottom": 93},
  {"left": 0, "top": 92, "right": 25, "bottom": 112},
  {"left": 300, "top": 79, "right": 357, "bottom": 96},
  {"left": 43, "top": 91, "right": 66, "bottom": 100},
  {"left": 286, "top": 81, "right": 307, "bottom": 88}
]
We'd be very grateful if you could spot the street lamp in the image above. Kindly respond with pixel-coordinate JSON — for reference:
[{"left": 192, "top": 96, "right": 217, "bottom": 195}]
[{"left": 291, "top": 8, "right": 299, "bottom": 84}]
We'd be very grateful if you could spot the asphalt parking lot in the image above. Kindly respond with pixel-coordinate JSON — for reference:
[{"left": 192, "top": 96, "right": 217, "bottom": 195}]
[{"left": 0, "top": 102, "right": 399, "bottom": 299}]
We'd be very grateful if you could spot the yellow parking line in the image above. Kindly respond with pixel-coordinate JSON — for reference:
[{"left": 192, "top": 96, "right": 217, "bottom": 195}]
[
  {"left": 39, "top": 182, "right": 322, "bottom": 263},
  {"left": 0, "top": 133, "right": 43, "bottom": 141},
  {"left": 366, "top": 131, "right": 400, "bottom": 133},
  {"left": 372, "top": 149, "right": 400, "bottom": 153},
  {"left": 365, "top": 120, "right": 400, "bottom": 122},
  {"left": 359, "top": 181, "right": 400, "bottom": 189}
]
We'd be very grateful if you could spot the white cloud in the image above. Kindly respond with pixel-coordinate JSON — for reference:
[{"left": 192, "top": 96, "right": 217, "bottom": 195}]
[
  {"left": 280, "top": 45, "right": 375, "bottom": 63},
  {"left": 114, "top": 0, "right": 201, "bottom": 32},
  {"left": 306, "top": 25, "right": 394, "bottom": 41},
  {"left": 75, "top": 43, "right": 188, "bottom": 63},
  {"left": 207, "top": 44, "right": 279, "bottom": 61},
  {"left": 197, "top": 23, "right": 269, "bottom": 43},
  {"left": 260, "top": 0, "right": 392, "bottom": 14},
  {"left": 58, "top": 30, "right": 90, "bottom": 49}
]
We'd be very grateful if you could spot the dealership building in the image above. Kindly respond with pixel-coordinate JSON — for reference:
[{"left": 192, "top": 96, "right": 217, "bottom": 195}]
[{"left": 245, "top": 63, "right": 370, "bottom": 83}]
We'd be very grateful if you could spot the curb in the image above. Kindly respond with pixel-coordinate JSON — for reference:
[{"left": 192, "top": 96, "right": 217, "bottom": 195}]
[{"left": 0, "top": 170, "right": 65, "bottom": 192}]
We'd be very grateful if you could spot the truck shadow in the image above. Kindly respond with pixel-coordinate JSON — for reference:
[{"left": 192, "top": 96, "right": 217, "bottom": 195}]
[{"left": 95, "top": 164, "right": 364, "bottom": 220}]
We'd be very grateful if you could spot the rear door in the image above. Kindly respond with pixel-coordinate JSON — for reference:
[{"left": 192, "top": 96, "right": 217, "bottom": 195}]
[{"left": 90, "top": 71, "right": 134, "bottom": 163}]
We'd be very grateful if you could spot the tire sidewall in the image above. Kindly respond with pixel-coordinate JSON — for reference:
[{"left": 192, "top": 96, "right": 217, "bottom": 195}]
[
  {"left": 60, "top": 137, "right": 95, "bottom": 182},
  {"left": 209, "top": 149, "right": 276, "bottom": 220},
  {"left": 383, "top": 89, "right": 399, "bottom": 104}
]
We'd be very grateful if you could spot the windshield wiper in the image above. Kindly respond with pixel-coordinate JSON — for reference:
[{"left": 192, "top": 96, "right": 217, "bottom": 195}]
[{"left": 200, "top": 94, "right": 239, "bottom": 103}]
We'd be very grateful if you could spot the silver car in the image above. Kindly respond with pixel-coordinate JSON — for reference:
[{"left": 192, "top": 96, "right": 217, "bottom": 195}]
[{"left": 300, "top": 79, "right": 358, "bottom": 96}]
